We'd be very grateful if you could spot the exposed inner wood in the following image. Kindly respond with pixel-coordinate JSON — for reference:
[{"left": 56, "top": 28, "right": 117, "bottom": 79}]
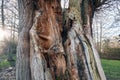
[
  {"left": 30, "top": 0, "right": 67, "bottom": 80},
  {"left": 29, "top": 0, "right": 106, "bottom": 80}
]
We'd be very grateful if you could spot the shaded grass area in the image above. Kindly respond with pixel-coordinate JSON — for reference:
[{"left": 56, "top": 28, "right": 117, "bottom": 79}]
[
  {"left": 0, "top": 54, "right": 16, "bottom": 71},
  {"left": 0, "top": 39, "right": 17, "bottom": 71},
  {"left": 0, "top": 55, "right": 10, "bottom": 70},
  {"left": 101, "top": 59, "right": 120, "bottom": 80}
]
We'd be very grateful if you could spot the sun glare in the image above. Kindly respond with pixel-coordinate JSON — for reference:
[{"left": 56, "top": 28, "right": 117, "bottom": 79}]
[{"left": 0, "top": 28, "right": 10, "bottom": 41}]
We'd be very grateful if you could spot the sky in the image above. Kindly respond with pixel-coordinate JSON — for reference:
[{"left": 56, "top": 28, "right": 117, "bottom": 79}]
[
  {"left": 93, "top": 2, "right": 120, "bottom": 40},
  {"left": 61, "top": 0, "right": 69, "bottom": 8},
  {"left": 0, "top": 0, "right": 18, "bottom": 41}
]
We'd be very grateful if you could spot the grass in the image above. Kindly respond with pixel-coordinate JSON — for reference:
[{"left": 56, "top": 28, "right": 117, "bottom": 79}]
[
  {"left": 0, "top": 39, "right": 17, "bottom": 71},
  {"left": 0, "top": 53, "right": 16, "bottom": 71},
  {"left": 101, "top": 59, "right": 120, "bottom": 80},
  {"left": 0, "top": 55, "right": 11, "bottom": 70}
]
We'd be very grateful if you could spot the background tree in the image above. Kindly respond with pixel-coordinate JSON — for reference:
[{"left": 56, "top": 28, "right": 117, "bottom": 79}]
[
  {"left": 16, "top": 0, "right": 116, "bottom": 80},
  {"left": 0, "top": 0, "right": 18, "bottom": 42},
  {"left": 92, "top": 0, "right": 120, "bottom": 53},
  {"left": 0, "top": 0, "right": 18, "bottom": 74},
  {"left": 1, "top": 0, "right": 4, "bottom": 27}
]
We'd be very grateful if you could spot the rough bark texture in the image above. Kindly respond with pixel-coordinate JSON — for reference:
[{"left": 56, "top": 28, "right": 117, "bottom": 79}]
[
  {"left": 16, "top": 0, "right": 106, "bottom": 80},
  {"left": 63, "top": 0, "right": 106, "bottom": 80},
  {"left": 16, "top": 0, "right": 33, "bottom": 80}
]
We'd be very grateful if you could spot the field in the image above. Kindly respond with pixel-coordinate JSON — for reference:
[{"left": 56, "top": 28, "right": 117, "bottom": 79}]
[{"left": 101, "top": 59, "right": 120, "bottom": 80}]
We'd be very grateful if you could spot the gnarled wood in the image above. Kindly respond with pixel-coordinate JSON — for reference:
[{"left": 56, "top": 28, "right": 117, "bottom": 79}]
[
  {"left": 30, "top": 0, "right": 66, "bottom": 80},
  {"left": 17, "top": 0, "right": 106, "bottom": 80},
  {"left": 63, "top": 0, "right": 106, "bottom": 80}
]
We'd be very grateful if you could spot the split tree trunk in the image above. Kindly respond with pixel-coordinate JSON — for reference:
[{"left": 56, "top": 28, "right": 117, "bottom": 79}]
[{"left": 16, "top": 0, "right": 106, "bottom": 80}]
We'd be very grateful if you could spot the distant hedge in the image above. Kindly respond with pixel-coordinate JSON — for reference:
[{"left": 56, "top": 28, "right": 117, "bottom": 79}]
[{"left": 100, "top": 48, "right": 120, "bottom": 60}]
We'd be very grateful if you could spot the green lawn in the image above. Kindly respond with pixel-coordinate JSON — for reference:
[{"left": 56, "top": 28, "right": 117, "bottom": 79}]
[{"left": 101, "top": 59, "right": 120, "bottom": 80}]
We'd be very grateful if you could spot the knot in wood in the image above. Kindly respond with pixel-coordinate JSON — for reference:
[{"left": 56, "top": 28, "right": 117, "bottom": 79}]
[
  {"left": 39, "top": 43, "right": 64, "bottom": 55},
  {"left": 48, "top": 43, "right": 64, "bottom": 54}
]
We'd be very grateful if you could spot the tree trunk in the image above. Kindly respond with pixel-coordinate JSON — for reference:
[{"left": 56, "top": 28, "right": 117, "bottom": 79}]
[
  {"left": 16, "top": 0, "right": 33, "bottom": 80},
  {"left": 1, "top": 0, "right": 4, "bottom": 27},
  {"left": 16, "top": 0, "right": 106, "bottom": 80}
]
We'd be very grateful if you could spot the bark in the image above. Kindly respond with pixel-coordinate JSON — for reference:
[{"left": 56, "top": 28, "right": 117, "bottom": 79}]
[
  {"left": 16, "top": 0, "right": 33, "bottom": 80},
  {"left": 16, "top": 0, "right": 106, "bottom": 80},
  {"left": 63, "top": 0, "right": 106, "bottom": 80}
]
